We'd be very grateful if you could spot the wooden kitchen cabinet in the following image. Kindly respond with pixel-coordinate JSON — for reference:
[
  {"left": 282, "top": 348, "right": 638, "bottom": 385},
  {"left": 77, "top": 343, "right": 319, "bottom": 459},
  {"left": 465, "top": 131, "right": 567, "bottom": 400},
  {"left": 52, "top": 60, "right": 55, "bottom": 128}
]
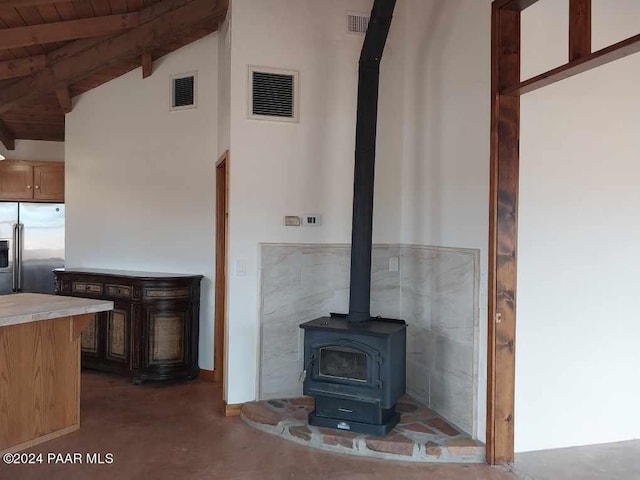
[
  {"left": 54, "top": 268, "right": 203, "bottom": 384},
  {"left": 0, "top": 162, "right": 33, "bottom": 199},
  {"left": 33, "top": 164, "right": 65, "bottom": 201},
  {"left": 0, "top": 160, "right": 64, "bottom": 202}
]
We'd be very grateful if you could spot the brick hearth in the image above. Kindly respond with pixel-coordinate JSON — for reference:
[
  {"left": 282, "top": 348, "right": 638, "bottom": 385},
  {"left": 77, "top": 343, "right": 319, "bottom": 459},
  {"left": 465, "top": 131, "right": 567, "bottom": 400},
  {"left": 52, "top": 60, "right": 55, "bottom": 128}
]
[{"left": 241, "top": 395, "right": 484, "bottom": 463}]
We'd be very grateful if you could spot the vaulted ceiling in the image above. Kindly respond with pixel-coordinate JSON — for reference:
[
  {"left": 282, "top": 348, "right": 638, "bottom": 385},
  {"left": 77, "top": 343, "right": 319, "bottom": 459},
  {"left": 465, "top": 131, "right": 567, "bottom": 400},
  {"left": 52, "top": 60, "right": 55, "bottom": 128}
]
[{"left": 0, "top": 0, "right": 228, "bottom": 150}]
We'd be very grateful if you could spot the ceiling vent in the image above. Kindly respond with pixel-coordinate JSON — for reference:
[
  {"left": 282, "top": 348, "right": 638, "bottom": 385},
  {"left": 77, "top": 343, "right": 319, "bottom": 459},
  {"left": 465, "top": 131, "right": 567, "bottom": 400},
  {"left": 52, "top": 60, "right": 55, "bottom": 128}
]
[
  {"left": 248, "top": 66, "right": 299, "bottom": 123},
  {"left": 170, "top": 72, "right": 197, "bottom": 111},
  {"left": 347, "top": 12, "right": 369, "bottom": 35}
]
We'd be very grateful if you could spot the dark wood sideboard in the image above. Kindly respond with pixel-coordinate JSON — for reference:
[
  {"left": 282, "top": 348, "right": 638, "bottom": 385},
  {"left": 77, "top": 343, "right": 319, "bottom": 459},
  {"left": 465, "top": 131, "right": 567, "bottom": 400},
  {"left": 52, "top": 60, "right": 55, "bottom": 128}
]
[{"left": 54, "top": 268, "right": 203, "bottom": 384}]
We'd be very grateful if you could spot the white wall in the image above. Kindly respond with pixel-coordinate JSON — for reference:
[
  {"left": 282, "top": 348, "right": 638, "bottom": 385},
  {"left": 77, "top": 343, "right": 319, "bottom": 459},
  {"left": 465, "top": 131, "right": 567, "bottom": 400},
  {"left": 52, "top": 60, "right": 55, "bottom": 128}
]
[
  {"left": 0, "top": 140, "right": 64, "bottom": 161},
  {"left": 65, "top": 33, "right": 218, "bottom": 369},
  {"left": 399, "top": 0, "right": 492, "bottom": 442},
  {"left": 224, "top": 0, "right": 406, "bottom": 404},
  {"left": 395, "top": 0, "right": 640, "bottom": 450},
  {"left": 223, "top": 0, "right": 640, "bottom": 452},
  {"left": 516, "top": 0, "right": 640, "bottom": 452}
]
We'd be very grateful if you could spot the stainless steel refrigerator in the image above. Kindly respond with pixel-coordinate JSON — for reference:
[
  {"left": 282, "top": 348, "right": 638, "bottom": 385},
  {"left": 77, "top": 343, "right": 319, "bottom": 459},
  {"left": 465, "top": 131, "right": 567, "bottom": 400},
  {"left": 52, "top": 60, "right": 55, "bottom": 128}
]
[{"left": 0, "top": 203, "right": 64, "bottom": 295}]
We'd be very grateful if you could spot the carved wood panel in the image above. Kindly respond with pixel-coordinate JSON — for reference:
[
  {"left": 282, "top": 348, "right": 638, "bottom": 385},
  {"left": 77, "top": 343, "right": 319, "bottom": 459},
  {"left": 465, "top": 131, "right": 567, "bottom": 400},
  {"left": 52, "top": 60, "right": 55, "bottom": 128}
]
[
  {"left": 80, "top": 315, "right": 98, "bottom": 353},
  {"left": 148, "top": 312, "right": 185, "bottom": 365},
  {"left": 106, "top": 309, "right": 128, "bottom": 362}
]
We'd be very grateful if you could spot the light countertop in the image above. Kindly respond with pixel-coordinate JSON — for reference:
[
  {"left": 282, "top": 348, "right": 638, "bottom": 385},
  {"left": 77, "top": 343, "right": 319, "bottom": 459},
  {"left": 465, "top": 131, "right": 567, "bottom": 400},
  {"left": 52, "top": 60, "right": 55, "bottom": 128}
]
[{"left": 0, "top": 293, "right": 113, "bottom": 328}]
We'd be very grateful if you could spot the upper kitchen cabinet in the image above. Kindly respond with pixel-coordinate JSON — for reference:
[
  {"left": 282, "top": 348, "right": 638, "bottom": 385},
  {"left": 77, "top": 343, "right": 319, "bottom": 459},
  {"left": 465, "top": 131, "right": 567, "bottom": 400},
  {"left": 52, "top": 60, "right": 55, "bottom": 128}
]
[
  {"left": 0, "top": 162, "right": 33, "bottom": 200},
  {"left": 33, "top": 164, "right": 65, "bottom": 201},
  {"left": 0, "top": 161, "right": 64, "bottom": 202}
]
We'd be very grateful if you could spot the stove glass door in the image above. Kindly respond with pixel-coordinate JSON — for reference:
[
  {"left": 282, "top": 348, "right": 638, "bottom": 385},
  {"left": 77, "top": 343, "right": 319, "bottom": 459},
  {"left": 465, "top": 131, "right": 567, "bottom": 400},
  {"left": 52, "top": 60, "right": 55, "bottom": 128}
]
[{"left": 318, "top": 346, "right": 368, "bottom": 382}]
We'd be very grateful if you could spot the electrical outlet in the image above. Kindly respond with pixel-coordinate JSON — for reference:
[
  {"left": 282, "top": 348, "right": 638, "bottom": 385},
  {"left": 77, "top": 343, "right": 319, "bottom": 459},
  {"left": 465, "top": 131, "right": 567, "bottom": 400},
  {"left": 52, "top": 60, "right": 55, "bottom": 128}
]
[
  {"left": 303, "top": 214, "right": 321, "bottom": 226},
  {"left": 389, "top": 257, "right": 399, "bottom": 272}
]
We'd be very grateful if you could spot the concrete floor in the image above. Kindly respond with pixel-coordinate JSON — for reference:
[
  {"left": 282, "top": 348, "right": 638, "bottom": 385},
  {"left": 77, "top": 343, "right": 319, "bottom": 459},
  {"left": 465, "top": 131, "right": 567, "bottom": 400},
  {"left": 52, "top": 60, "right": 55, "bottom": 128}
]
[
  {"left": 0, "top": 372, "right": 516, "bottom": 480},
  {"left": 2, "top": 372, "right": 636, "bottom": 479},
  {"left": 512, "top": 440, "right": 640, "bottom": 480}
]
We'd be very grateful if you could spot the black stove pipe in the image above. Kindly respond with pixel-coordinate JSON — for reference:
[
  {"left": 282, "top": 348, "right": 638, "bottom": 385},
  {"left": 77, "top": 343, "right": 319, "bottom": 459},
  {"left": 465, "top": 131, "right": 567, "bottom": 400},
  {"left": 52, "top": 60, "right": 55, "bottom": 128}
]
[{"left": 347, "top": 0, "right": 396, "bottom": 324}]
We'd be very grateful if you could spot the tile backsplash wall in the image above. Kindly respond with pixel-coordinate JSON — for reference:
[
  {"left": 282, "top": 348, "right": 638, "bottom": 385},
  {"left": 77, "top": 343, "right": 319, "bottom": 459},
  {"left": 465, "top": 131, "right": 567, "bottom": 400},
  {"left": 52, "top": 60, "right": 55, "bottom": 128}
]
[
  {"left": 401, "top": 245, "right": 478, "bottom": 436},
  {"left": 259, "top": 244, "right": 400, "bottom": 400},
  {"left": 259, "top": 243, "right": 479, "bottom": 435}
]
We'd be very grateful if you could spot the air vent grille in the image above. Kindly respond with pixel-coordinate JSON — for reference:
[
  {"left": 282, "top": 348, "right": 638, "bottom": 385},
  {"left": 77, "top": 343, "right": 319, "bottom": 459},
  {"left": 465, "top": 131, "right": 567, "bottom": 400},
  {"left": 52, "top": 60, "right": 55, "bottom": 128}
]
[
  {"left": 347, "top": 12, "right": 369, "bottom": 35},
  {"left": 171, "top": 72, "right": 197, "bottom": 110},
  {"left": 248, "top": 67, "right": 298, "bottom": 122}
]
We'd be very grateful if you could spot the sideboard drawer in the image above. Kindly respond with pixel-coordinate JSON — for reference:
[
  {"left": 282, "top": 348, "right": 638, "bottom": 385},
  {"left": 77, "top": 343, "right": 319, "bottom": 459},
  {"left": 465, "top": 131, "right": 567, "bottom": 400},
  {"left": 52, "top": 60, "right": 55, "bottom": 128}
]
[
  {"left": 106, "top": 284, "right": 132, "bottom": 298},
  {"left": 143, "top": 287, "right": 191, "bottom": 300},
  {"left": 72, "top": 281, "right": 103, "bottom": 295}
]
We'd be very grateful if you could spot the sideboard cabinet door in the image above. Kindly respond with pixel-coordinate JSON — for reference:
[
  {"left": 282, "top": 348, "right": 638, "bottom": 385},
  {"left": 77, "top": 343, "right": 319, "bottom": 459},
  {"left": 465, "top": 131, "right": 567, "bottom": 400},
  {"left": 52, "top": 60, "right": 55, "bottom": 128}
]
[
  {"left": 80, "top": 313, "right": 100, "bottom": 359},
  {"left": 141, "top": 301, "right": 192, "bottom": 378},
  {"left": 103, "top": 301, "right": 131, "bottom": 373}
]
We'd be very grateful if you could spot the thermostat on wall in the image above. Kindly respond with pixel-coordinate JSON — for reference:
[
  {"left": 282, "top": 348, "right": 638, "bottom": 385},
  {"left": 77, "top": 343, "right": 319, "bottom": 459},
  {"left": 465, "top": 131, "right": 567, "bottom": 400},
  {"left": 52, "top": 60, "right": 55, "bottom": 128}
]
[
  {"left": 284, "top": 216, "right": 301, "bottom": 227},
  {"left": 303, "top": 214, "right": 321, "bottom": 226}
]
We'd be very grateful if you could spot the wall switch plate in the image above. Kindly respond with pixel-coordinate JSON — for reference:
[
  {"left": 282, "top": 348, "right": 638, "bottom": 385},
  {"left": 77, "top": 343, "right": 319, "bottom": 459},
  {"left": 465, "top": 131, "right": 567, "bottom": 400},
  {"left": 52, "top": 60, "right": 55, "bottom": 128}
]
[
  {"left": 284, "top": 216, "right": 301, "bottom": 226},
  {"left": 235, "top": 259, "right": 247, "bottom": 276},
  {"left": 389, "top": 257, "right": 399, "bottom": 272},
  {"left": 302, "top": 214, "right": 321, "bottom": 226}
]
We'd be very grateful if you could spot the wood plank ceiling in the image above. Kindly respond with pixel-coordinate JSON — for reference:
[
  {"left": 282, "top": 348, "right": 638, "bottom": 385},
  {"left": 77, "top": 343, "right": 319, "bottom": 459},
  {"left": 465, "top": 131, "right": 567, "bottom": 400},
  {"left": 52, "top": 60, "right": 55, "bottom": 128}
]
[{"left": 0, "top": 0, "right": 228, "bottom": 149}]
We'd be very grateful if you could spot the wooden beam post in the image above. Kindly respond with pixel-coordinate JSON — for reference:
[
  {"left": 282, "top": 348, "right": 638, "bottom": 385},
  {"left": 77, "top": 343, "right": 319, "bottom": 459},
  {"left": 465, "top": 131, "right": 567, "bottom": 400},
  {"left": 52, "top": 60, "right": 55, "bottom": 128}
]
[
  {"left": 141, "top": 52, "right": 153, "bottom": 79},
  {"left": 0, "top": 120, "right": 16, "bottom": 150},
  {"left": 0, "top": 55, "right": 46, "bottom": 81},
  {"left": 488, "top": 1, "right": 520, "bottom": 465},
  {"left": 569, "top": 0, "right": 591, "bottom": 61},
  {"left": 55, "top": 87, "right": 72, "bottom": 114}
]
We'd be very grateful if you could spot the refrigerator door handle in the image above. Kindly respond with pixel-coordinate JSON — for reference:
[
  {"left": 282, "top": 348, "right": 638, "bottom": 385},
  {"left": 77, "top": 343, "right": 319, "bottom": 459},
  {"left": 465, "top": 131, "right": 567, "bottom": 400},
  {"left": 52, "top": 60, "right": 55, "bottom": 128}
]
[
  {"left": 11, "top": 223, "right": 17, "bottom": 292},
  {"left": 17, "top": 223, "right": 23, "bottom": 292}
]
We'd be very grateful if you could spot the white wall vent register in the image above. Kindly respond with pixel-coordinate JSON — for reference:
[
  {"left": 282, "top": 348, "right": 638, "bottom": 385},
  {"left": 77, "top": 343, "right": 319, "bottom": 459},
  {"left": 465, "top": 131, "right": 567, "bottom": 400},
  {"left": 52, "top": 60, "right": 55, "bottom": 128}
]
[
  {"left": 248, "top": 66, "right": 299, "bottom": 123},
  {"left": 347, "top": 12, "right": 369, "bottom": 35},
  {"left": 170, "top": 72, "right": 197, "bottom": 111}
]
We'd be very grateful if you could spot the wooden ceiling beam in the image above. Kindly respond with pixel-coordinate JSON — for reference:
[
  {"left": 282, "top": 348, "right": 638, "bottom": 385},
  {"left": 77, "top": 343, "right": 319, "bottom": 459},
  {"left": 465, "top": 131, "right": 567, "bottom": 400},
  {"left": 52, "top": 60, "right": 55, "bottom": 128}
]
[
  {"left": 0, "top": 0, "right": 228, "bottom": 114},
  {"left": 494, "top": 0, "right": 541, "bottom": 11},
  {"left": 141, "top": 52, "right": 153, "bottom": 78},
  {"left": 0, "top": 119, "right": 15, "bottom": 150},
  {"left": 55, "top": 87, "right": 72, "bottom": 114},
  {"left": 0, "top": 55, "right": 46, "bottom": 80},
  {"left": 0, "top": 1, "right": 60, "bottom": 9},
  {"left": 0, "top": 13, "right": 140, "bottom": 50}
]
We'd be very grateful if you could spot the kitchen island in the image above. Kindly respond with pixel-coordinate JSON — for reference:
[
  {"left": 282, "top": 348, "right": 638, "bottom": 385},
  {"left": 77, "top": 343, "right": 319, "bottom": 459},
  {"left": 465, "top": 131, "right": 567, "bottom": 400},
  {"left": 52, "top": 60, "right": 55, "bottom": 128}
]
[{"left": 0, "top": 293, "right": 113, "bottom": 454}]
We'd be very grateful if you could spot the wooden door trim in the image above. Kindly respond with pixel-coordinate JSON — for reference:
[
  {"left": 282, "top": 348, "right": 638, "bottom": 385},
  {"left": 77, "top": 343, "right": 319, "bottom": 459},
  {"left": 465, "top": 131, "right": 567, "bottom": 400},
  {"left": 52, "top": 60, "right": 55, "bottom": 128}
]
[
  {"left": 214, "top": 150, "right": 229, "bottom": 402},
  {"left": 488, "top": 2, "right": 520, "bottom": 464}
]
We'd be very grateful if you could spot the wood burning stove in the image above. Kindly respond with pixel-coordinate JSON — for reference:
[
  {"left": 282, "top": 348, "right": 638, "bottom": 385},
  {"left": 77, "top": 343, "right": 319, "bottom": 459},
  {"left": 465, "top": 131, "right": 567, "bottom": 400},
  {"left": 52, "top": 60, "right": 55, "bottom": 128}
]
[
  {"left": 300, "top": 315, "right": 406, "bottom": 435},
  {"left": 299, "top": 0, "right": 405, "bottom": 436}
]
